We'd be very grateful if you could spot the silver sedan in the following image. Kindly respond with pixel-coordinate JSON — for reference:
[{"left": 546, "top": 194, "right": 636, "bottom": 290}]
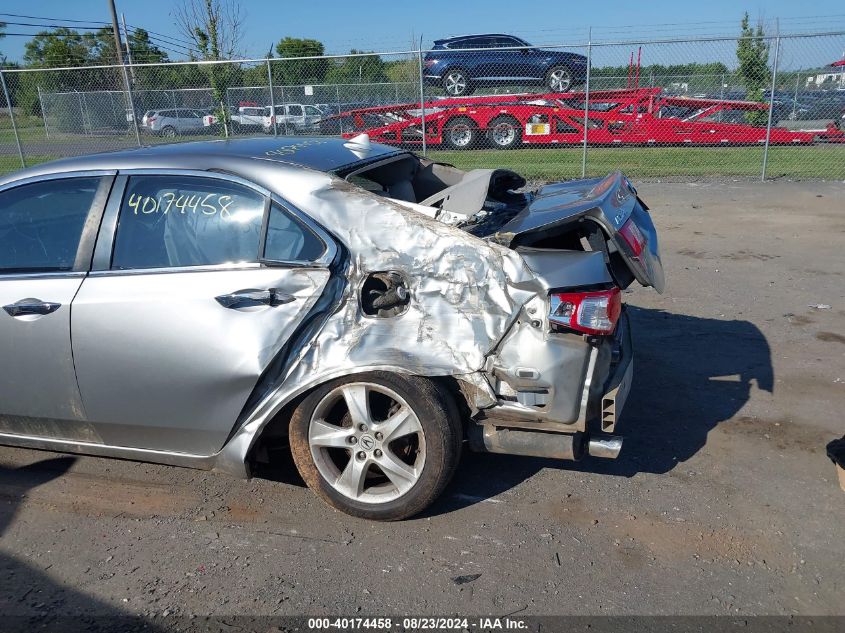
[{"left": 0, "top": 135, "right": 663, "bottom": 520}]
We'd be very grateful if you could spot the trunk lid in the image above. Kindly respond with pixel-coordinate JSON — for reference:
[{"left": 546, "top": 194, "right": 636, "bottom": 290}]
[{"left": 491, "top": 171, "right": 665, "bottom": 293}]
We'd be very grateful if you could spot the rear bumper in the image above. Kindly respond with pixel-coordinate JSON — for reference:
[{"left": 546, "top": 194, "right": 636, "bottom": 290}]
[{"left": 471, "top": 308, "right": 633, "bottom": 460}]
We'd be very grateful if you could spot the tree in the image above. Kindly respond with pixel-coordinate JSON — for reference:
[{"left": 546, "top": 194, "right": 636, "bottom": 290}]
[
  {"left": 274, "top": 37, "right": 328, "bottom": 85},
  {"left": 129, "top": 29, "right": 169, "bottom": 64},
  {"left": 736, "top": 12, "right": 770, "bottom": 125},
  {"left": 174, "top": 0, "right": 244, "bottom": 123},
  {"left": 23, "top": 28, "right": 92, "bottom": 68},
  {"left": 326, "top": 50, "right": 387, "bottom": 85}
]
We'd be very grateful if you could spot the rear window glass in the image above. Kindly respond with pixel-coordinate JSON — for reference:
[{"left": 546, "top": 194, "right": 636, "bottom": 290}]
[
  {"left": 263, "top": 203, "right": 326, "bottom": 263},
  {"left": 0, "top": 177, "right": 101, "bottom": 272},
  {"left": 111, "top": 175, "right": 265, "bottom": 270}
]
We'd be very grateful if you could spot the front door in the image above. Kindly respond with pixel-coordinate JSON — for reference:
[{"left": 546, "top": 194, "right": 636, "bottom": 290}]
[
  {"left": 0, "top": 174, "right": 111, "bottom": 440},
  {"left": 71, "top": 172, "right": 333, "bottom": 455}
]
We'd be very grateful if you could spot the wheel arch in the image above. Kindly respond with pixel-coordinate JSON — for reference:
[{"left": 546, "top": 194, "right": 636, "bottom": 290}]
[{"left": 214, "top": 366, "right": 481, "bottom": 478}]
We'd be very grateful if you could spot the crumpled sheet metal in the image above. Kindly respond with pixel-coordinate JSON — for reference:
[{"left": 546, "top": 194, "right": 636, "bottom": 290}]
[
  {"left": 284, "top": 174, "right": 541, "bottom": 375},
  {"left": 217, "top": 169, "right": 546, "bottom": 475}
]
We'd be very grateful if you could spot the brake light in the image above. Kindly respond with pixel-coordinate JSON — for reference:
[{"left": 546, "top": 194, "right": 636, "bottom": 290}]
[
  {"left": 618, "top": 218, "right": 646, "bottom": 258},
  {"left": 549, "top": 288, "right": 622, "bottom": 335},
  {"left": 424, "top": 59, "right": 437, "bottom": 68},
  {"left": 148, "top": 116, "right": 157, "bottom": 123}
]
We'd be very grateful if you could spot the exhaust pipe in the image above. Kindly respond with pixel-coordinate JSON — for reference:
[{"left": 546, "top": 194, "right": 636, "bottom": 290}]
[{"left": 587, "top": 436, "right": 623, "bottom": 459}]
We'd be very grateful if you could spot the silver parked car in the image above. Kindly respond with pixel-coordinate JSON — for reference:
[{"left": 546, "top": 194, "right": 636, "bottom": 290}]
[
  {"left": 141, "top": 108, "right": 208, "bottom": 137},
  {"left": 0, "top": 136, "right": 663, "bottom": 520}
]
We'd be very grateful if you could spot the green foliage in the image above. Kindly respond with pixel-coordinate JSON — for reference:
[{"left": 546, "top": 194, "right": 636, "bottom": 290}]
[
  {"left": 736, "top": 13, "right": 770, "bottom": 126},
  {"left": 325, "top": 50, "right": 387, "bottom": 84},
  {"left": 24, "top": 28, "right": 91, "bottom": 68},
  {"left": 384, "top": 59, "right": 418, "bottom": 85},
  {"left": 273, "top": 37, "right": 328, "bottom": 85}
]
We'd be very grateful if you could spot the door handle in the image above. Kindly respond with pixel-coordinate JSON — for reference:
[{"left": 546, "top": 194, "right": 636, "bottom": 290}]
[
  {"left": 3, "top": 298, "right": 62, "bottom": 317},
  {"left": 214, "top": 288, "right": 296, "bottom": 309}
]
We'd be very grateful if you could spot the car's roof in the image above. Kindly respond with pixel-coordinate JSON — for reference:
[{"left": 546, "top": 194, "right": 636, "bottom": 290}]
[
  {"left": 434, "top": 33, "right": 526, "bottom": 43},
  {"left": 0, "top": 137, "right": 404, "bottom": 187}
]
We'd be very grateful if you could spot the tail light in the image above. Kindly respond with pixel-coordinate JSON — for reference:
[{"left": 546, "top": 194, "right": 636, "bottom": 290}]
[
  {"left": 549, "top": 288, "right": 622, "bottom": 335},
  {"left": 271, "top": 115, "right": 276, "bottom": 124},
  {"left": 424, "top": 59, "right": 437, "bottom": 68},
  {"left": 618, "top": 218, "right": 646, "bottom": 258},
  {"left": 148, "top": 116, "right": 157, "bottom": 124}
]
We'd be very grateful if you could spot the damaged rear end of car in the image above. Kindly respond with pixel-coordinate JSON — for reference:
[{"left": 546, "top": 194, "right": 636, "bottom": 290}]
[{"left": 462, "top": 170, "right": 664, "bottom": 462}]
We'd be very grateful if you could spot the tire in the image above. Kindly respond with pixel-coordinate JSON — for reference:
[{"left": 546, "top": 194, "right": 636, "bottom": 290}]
[
  {"left": 487, "top": 115, "right": 522, "bottom": 149},
  {"left": 442, "top": 68, "right": 474, "bottom": 97},
  {"left": 442, "top": 116, "right": 479, "bottom": 150},
  {"left": 546, "top": 65, "right": 574, "bottom": 92},
  {"left": 161, "top": 126, "right": 177, "bottom": 138},
  {"left": 289, "top": 372, "right": 462, "bottom": 521}
]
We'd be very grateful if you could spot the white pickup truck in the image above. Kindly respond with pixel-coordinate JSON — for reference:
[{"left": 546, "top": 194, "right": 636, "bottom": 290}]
[
  {"left": 262, "top": 104, "right": 323, "bottom": 134},
  {"left": 202, "top": 106, "right": 266, "bottom": 131},
  {"left": 231, "top": 106, "right": 265, "bottom": 129}
]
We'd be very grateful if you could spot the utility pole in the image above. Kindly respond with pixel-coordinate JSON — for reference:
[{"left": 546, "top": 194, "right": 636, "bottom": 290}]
[
  {"left": 121, "top": 12, "right": 135, "bottom": 80},
  {"left": 108, "top": 0, "right": 125, "bottom": 65}
]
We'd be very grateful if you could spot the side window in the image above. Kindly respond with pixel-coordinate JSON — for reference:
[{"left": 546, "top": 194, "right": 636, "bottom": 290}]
[
  {"left": 494, "top": 37, "right": 519, "bottom": 48},
  {"left": 304, "top": 105, "right": 322, "bottom": 116},
  {"left": 263, "top": 203, "right": 326, "bottom": 263},
  {"left": 0, "top": 177, "right": 101, "bottom": 273},
  {"left": 111, "top": 175, "right": 266, "bottom": 270},
  {"left": 288, "top": 105, "right": 303, "bottom": 117}
]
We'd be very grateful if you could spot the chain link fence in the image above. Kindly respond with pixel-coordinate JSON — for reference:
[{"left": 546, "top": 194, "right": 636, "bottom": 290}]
[{"left": 1, "top": 32, "right": 844, "bottom": 180}]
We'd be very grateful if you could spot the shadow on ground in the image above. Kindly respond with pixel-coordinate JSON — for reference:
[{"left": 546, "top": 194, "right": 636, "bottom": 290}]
[
  {"left": 0, "top": 457, "right": 164, "bottom": 631},
  {"left": 426, "top": 306, "right": 774, "bottom": 516}
]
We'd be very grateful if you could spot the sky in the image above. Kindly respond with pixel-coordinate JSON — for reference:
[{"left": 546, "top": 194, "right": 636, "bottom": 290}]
[{"left": 1, "top": 0, "right": 844, "bottom": 70}]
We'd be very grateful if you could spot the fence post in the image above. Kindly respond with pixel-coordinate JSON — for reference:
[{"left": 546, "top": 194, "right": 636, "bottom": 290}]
[
  {"left": 76, "top": 91, "right": 88, "bottom": 135},
  {"left": 761, "top": 30, "right": 781, "bottom": 182},
  {"left": 266, "top": 59, "right": 278, "bottom": 136},
  {"left": 791, "top": 71, "right": 800, "bottom": 120},
  {"left": 121, "top": 63, "right": 141, "bottom": 146},
  {"left": 37, "top": 84, "right": 50, "bottom": 138},
  {"left": 580, "top": 28, "right": 592, "bottom": 178},
  {"left": 417, "top": 42, "right": 427, "bottom": 157},
  {"left": 0, "top": 69, "right": 25, "bottom": 168},
  {"left": 335, "top": 84, "right": 341, "bottom": 119}
]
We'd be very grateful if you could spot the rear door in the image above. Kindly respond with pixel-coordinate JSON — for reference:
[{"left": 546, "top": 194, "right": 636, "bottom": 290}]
[
  {"left": 0, "top": 172, "right": 113, "bottom": 440},
  {"left": 491, "top": 36, "right": 530, "bottom": 79},
  {"left": 71, "top": 171, "right": 335, "bottom": 455}
]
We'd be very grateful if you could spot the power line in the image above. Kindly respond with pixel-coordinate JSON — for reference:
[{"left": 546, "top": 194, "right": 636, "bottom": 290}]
[
  {"left": 0, "top": 20, "right": 111, "bottom": 30},
  {"left": 0, "top": 12, "right": 109, "bottom": 24},
  {"left": 123, "top": 24, "right": 196, "bottom": 49},
  {"left": 0, "top": 11, "right": 197, "bottom": 50}
]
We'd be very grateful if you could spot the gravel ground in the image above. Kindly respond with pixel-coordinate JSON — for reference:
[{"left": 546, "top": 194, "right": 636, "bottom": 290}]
[{"left": 0, "top": 180, "right": 843, "bottom": 623}]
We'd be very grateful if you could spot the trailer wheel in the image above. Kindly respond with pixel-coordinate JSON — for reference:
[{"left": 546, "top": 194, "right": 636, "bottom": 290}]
[
  {"left": 488, "top": 115, "right": 522, "bottom": 149},
  {"left": 442, "top": 117, "right": 479, "bottom": 149}
]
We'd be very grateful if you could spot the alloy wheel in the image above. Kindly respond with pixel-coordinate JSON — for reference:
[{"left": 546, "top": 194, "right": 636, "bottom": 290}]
[
  {"left": 308, "top": 382, "right": 426, "bottom": 504},
  {"left": 445, "top": 72, "right": 468, "bottom": 96},
  {"left": 548, "top": 67, "right": 572, "bottom": 92}
]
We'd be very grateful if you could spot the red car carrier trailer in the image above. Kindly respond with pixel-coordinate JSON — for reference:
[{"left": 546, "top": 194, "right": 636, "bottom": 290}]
[{"left": 321, "top": 87, "right": 844, "bottom": 149}]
